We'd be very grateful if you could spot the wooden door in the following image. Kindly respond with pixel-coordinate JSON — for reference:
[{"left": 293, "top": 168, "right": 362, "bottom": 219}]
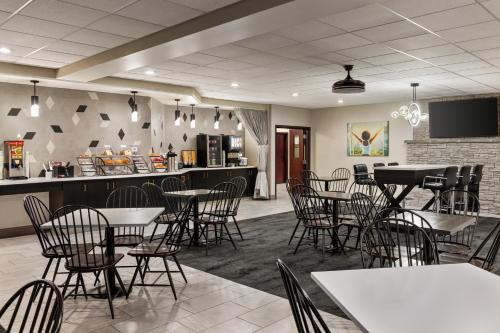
[
  {"left": 289, "top": 129, "right": 305, "bottom": 180},
  {"left": 275, "top": 132, "right": 288, "bottom": 184}
]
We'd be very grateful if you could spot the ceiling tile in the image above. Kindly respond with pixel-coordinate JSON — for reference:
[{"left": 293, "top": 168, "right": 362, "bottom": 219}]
[
  {"left": 407, "top": 44, "right": 463, "bottom": 59},
  {"left": 27, "top": 49, "right": 83, "bottom": 63},
  {"left": 235, "top": 52, "right": 289, "bottom": 66},
  {"left": 0, "top": 29, "right": 54, "bottom": 48},
  {"left": 175, "top": 52, "right": 223, "bottom": 65},
  {"left": 428, "top": 52, "right": 479, "bottom": 65},
  {"left": 381, "top": 0, "right": 475, "bottom": 18},
  {"left": 117, "top": 0, "right": 202, "bottom": 27},
  {"left": 154, "top": 61, "right": 198, "bottom": 71},
  {"left": 63, "top": 29, "right": 132, "bottom": 48},
  {"left": 457, "top": 35, "right": 500, "bottom": 51},
  {"left": 413, "top": 4, "right": 493, "bottom": 31},
  {"left": 362, "top": 52, "right": 413, "bottom": 65},
  {"left": 19, "top": 0, "right": 108, "bottom": 27},
  {"left": 236, "top": 33, "right": 298, "bottom": 51},
  {"left": 309, "top": 33, "right": 372, "bottom": 51},
  {"left": 274, "top": 19, "right": 344, "bottom": 42},
  {"left": 320, "top": 4, "right": 400, "bottom": 31},
  {"left": 456, "top": 65, "right": 500, "bottom": 76},
  {"left": 268, "top": 43, "right": 325, "bottom": 59},
  {"left": 3, "top": 15, "right": 79, "bottom": 38},
  {"left": 168, "top": 0, "right": 240, "bottom": 12},
  {"left": 383, "top": 60, "right": 431, "bottom": 71},
  {"left": 0, "top": 43, "right": 34, "bottom": 56},
  {"left": 473, "top": 47, "right": 500, "bottom": 60},
  {"left": 441, "top": 59, "right": 490, "bottom": 71},
  {"left": 355, "top": 20, "right": 428, "bottom": 42},
  {"left": 87, "top": 15, "right": 163, "bottom": 38},
  {"left": 299, "top": 55, "right": 346, "bottom": 66},
  {"left": 337, "top": 43, "right": 393, "bottom": 58},
  {"left": 208, "top": 60, "right": 254, "bottom": 70},
  {"left": 384, "top": 34, "right": 447, "bottom": 52},
  {"left": 44, "top": 40, "right": 106, "bottom": 56},
  {"left": 480, "top": 0, "right": 500, "bottom": 19},
  {"left": 438, "top": 21, "right": 500, "bottom": 42},
  {"left": 60, "top": 0, "right": 136, "bottom": 13},
  {"left": 202, "top": 44, "right": 255, "bottom": 58},
  {"left": 0, "top": 0, "right": 30, "bottom": 13},
  {"left": 15, "top": 57, "right": 66, "bottom": 68}
]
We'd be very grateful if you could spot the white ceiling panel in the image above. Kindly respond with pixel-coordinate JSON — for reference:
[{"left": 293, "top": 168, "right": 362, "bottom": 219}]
[
  {"left": 0, "top": 0, "right": 31, "bottom": 13},
  {"left": 412, "top": 4, "right": 493, "bottom": 31},
  {"left": 27, "top": 49, "right": 83, "bottom": 63},
  {"left": 86, "top": 15, "right": 163, "bottom": 38},
  {"left": 60, "top": 0, "right": 137, "bottom": 13},
  {"left": 202, "top": 44, "right": 256, "bottom": 59},
  {"left": 175, "top": 53, "right": 223, "bottom": 65},
  {"left": 441, "top": 59, "right": 490, "bottom": 71},
  {"left": 311, "top": 52, "right": 352, "bottom": 64},
  {"left": 44, "top": 40, "right": 106, "bottom": 56},
  {"left": 19, "top": 0, "right": 108, "bottom": 27},
  {"left": 117, "top": 0, "right": 202, "bottom": 27},
  {"left": 481, "top": 0, "right": 500, "bottom": 19},
  {"left": 63, "top": 29, "right": 132, "bottom": 48},
  {"left": 0, "top": 29, "right": 54, "bottom": 48},
  {"left": 438, "top": 21, "right": 500, "bottom": 42},
  {"left": 154, "top": 61, "right": 199, "bottom": 71},
  {"left": 234, "top": 52, "right": 288, "bottom": 66},
  {"left": 0, "top": 43, "right": 34, "bottom": 56},
  {"left": 427, "top": 52, "right": 480, "bottom": 65},
  {"left": 319, "top": 4, "right": 400, "bottom": 31},
  {"left": 298, "top": 56, "right": 332, "bottom": 66},
  {"left": 168, "top": 0, "right": 240, "bottom": 12},
  {"left": 381, "top": 0, "right": 475, "bottom": 18},
  {"left": 235, "top": 33, "right": 298, "bottom": 51},
  {"left": 15, "top": 57, "right": 67, "bottom": 68},
  {"left": 309, "top": 33, "right": 372, "bottom": 52},
  {"left": 337, "top": 43, "right": 393, "bottom": 58},
  {"left": 407, "top": 44, "right": 463, "bottom": 59},
  {"left": 268, "top": 43, "right": 325, "bottom": 59},
  {"left": 456, "top": 66, "right": 500, "bottom": 76},
  {"left": 208, "top": 60, "right": 254, "bottom": 70},
  {"left": 384, "top": 34, "right": 447, "bottom": 52},
  {"left": 2, "top": 15, "right": 79, "bottom": 38},
  {"left": 275, "top": 20, "right": 344, "bottom": 42},
  {"left": 354, "top": 20, "right": 428, "bottom": 42},
  {"left": 457, "top": 35, "right": 500, "bottom": 51},
  {"left": 383, "top": 60, "right": 432, "bottom": 71},
  {"left": 474, "top": 47, "right": 500, "bottom": 60},
  {"left": 361, "top": 52, "right": 413, "bottom": 65}
]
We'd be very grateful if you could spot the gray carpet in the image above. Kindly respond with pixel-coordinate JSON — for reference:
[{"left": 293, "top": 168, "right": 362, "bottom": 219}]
[{"left": 176, "top": 212, "right": 500, "bottom": 318}]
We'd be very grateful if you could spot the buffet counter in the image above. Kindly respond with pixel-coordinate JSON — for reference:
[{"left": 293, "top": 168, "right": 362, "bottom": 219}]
[{"left": 0, "top": 166, "right": 257, "bottom": 237}]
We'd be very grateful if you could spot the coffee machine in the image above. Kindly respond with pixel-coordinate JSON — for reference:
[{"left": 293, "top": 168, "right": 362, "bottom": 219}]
[
  {"left": 222, "top": 135, "right": 242, "bottom": 167},
  {"left": 4, "top": 140, "right": 27, "bottom": 179}
]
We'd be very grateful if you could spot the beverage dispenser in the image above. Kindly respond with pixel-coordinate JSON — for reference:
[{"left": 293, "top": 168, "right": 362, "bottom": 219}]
[{"left": 4, "top": 140, "right": 27, "bottom": 179}]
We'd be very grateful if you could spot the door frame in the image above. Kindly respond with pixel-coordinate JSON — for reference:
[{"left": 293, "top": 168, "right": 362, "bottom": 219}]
[
  {"left": 275, "top": 132, "right": 288, "bottom": 185},
  {"left": 274, "top": 125, "right": 311, "bottom": 198}
]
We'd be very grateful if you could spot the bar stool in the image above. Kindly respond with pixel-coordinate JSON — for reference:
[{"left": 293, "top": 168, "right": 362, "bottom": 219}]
[
  {"left": 353, "top": 164, "right": 376, "bottom": 197},
  {"left": 422, "top": 166, "right": 458, "bottom": 212}
]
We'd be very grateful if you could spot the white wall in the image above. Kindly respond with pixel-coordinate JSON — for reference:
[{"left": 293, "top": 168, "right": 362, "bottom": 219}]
[{"left": 311, "top": 101, "right": 413, "bottom": 177}]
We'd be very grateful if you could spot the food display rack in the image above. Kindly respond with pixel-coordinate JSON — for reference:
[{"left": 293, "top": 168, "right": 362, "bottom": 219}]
[
  {"left": 76, "top": 156, "right": 97, "bottom": 176},
  {"left": 94, "top": 156, "right": 134, "bottom": 176}
]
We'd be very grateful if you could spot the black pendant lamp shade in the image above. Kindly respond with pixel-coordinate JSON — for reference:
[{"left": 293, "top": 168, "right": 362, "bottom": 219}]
[
  {"left": 190, "top": 104, "right": 196, "bottom": 129},
  {"left": 30, "top": 80, "right": 39, "bottom": 117},
  {"left": 332, "top": 65, "right": 365, "bottom": 94},
  {"left": 130, "top": 91, "right": 138, "bottom": 122},
  {"left": 174, "top": 98, "right": 181, "bottom": 126}
]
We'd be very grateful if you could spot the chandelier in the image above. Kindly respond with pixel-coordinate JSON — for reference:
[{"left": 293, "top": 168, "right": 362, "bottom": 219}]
[{"left": 391, "top": 83, "right": 428, "bottom": 127}]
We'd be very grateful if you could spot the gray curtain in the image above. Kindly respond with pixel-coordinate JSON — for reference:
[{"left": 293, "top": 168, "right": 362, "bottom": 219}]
[{"left": 235, "top": 108, "right": 269, "bottom": 199}]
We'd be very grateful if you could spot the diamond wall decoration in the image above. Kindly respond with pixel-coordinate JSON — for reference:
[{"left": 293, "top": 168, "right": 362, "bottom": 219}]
[
  {"left": 46, "top": 140, "right": 55, "bottom": 154},
  {"left": 183, "top": 113, "right": 187, "bottom": 122},
  {"left": 118, "top": 128, "right": 125, "bottom": 140},
  {"left": 7, "top": 108, "right": 21, "bottom": 116},
  {"left": 46, "top": 96, "right": 54, "bottom": 109},
  {"left": 72, "top": 113, "right": 80, "bottom": 126},
  {"left": 76, "top": 105, "right": 87, "bottom": 112},
  {"left": 100, "top": 121, "right": 110, "bottom": 128},
  {"left": 88, "top": 92, "right": 98, "bottom": 100},
  {"left": 183, "top": 133, "right": 188, "bottom": 142},
  {"left": 51, "top": 125, "right": 63, "bottom": 133},
  {"left": 229, "top": 112, "right": 233, "bottom": 120},
  {"left": 100, "top": 113, "right": 110, "bottom": 121},
  {"left": 142, "top": 122, "right": 150, "bottom": 129},
  {"left": 23, "top": 132, "right": 36, "bottom": 140},
  {"left": 89, "top": 140, "right": 99, "bottom": 148}
]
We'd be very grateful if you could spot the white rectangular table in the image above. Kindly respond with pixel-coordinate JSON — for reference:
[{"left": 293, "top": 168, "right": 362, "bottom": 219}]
[{"left": 312, "top": 264, "right": 500, "bottom": 333}]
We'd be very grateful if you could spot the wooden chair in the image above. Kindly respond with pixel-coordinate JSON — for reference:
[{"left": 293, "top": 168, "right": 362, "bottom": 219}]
[
  {"left": 329, "top": 168, "right": 350, "bottom": 192},
  {"left": 302, "top": 170, "right": 323, "bottom": 192},
  {"left": 286, "top": 177, "right": 304, "bottom": 245},
  {"left": 0, "top": 279, "right": 63, "bottom": 333},
  {"left": 161, "top": 177, "right": 188, "bottom": 214},
  {"left": 276, "top": 259, "right": 331, "bottom": 333},
  {"left": 227, "top": 176, "right": 247, "bottom": 240},
  {"left": 142, "top": 182, "right": 179, "bottom": 241},
  {"left": 127, "top": 196, "right": 195, "bottom": 299}
]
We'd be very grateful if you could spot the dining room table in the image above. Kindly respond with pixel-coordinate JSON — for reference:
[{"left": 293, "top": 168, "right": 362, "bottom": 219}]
[
  {"left": 41, "top": 207, "right": 164, "bottom": 297},
  {"left": 314, "top": 176, "right": 350, "bottom": 192},
  {"left": 312, "top": 263, "right": 500, "bottom": 333}
]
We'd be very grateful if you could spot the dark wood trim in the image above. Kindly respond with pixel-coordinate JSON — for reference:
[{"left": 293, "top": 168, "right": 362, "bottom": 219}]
[{"left": 0, "top": 225, "right": 34, "bottom": 239}]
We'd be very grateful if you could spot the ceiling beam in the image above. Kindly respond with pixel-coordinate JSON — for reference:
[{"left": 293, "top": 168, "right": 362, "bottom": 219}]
[{"left": 0, "top": 62, "right": 56, "bottom": 79}]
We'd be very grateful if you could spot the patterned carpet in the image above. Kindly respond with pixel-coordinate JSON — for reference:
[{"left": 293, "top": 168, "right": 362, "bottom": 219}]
[{"left": 176, "top": 211, "right": 500, "bottom": 318}]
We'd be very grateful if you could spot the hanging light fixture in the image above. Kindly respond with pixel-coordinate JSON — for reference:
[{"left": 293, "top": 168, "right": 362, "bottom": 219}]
[
  {"left": 332, "top": 65, "right": 365, "bottom": 94},
  {"left": 190, "top": 104, "right": 196, "bottom": 129},
  {"left": 214, "top": 106, "right": 220, "bottom": 130},
  {"left": 130, "top": 91, "right": 138, "bottom": 122},
  {"left": 30, "top": 80, "right": 39, "bottom": 117},
  {"left": 391, "top": 83, "right": 428, "bottom": 127},
  {"left": 174, "top": 99, "right": 181, "bottom": 126},
  {"left": 237, "top": 118, "right": 242, "bottom": 131}
]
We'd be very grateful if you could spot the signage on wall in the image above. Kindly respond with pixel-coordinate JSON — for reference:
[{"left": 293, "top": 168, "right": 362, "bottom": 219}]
[{"left": 347, "top": 121, "right": 389, "bottom": 157}]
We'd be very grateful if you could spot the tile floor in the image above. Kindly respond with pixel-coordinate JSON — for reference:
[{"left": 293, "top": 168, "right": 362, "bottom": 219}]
[{"left": 0, "top": 191, "right": 360, "bottom": 333}]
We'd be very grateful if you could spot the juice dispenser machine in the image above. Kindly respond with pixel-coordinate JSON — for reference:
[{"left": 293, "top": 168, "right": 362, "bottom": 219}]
[{"left": 4, "top": 140, "right": 27, "bottom": 179}]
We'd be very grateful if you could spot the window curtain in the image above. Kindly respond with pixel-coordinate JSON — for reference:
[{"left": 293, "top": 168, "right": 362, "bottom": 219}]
[{"left": 234, "top": 108, "right": 269, "bottom": 199}]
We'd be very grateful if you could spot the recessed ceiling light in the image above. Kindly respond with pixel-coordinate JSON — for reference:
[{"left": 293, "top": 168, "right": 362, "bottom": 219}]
[
  {"left": 338, "top": 98, "right": 344, "bottom": 104},
  {"left": 231, "top": 82, "right": 239, "bottom": 88},
  {"left": 0, "top": 47, "right": 11, "bottom": 54},
  {"left": 145, "top": 70, "right": 155, "bottom": 75},
  {"left": 292, "top": 92, "right": 299, "bottom": 97}
]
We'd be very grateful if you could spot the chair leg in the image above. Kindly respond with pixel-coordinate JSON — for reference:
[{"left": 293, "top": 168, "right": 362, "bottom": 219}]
[
  {"left": 342, "top": 226, "right": 353, "bottom": 248},
  {"left": 73, "top": 272, "right": 81, "bottom": 300},
  {"left": 78, "top": 273, "right": 88, "bottom": 301},
  {"left": 127, "top": 257, "right": 143, "bottom": 296},
  {"left": 213, "top": 224, "right": 219, "bottom": 245},
  {"left": 172, "top": 254, "right": 187, "bottom": 283},
  {"left": 149, "top": 223, "right": 159, "bottom": 241},
  {"left": 103, "top": 269, "right": 115, "bottom": 319},
  {"left": 205, "top": 224, "right": 209, "bottom": 256},
  {"left": 61, "top": 272, "right": 73, "bottom": 299},
  {"left": 141, "top": 257, "right": 150, "bottom": 284},
  {"left": 322, "top": 229, "right": 326, "bottom": 259},
  {"left": 224, "top": 224, "right": 238, "bottom": 250},
  {"left": 288, "top": 220, "right": 301, "bottom": 245},
  {"left": 162, "top": 258, "right": 177, "bottom": 300},
  {"left": 232, "top": 216, "right": 244, "bottom": 240},
  {"left": 41, "top": 258, "right": 53, "bottom": 280},
  {"left": 294, "top": 228, "right": 308, "bottom": 255},
  {"left": 113, "top": 267, "right": 128, "bottom": 299},
  {"left": 52, "top": 258, "right": 61, "bottom": 282}
]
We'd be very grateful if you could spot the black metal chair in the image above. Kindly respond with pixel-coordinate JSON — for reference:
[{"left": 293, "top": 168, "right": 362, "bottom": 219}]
[
  {"left": 161, "top": 177, "right": 188, "bottom": 214},
  {"left": 51, "top": 205, "right": 127, "bottom": 319},
  {"left": 435, "top": 189, "right": 480, "bottom": 255},
  {"left": 127, "top": 196, "right": 194, "bottom": 300},
  {"left": 276, "top": 259, "right": 331, "bottom": 333},
  {"left": 287, "top": 178, "right": 305, "bottom": 245},
  {"left": 302, "top": 170, "right": 323, "bottom": 192},
  {"left": 422, "top": 166, "right": 458, "bottom": 212},
  {"left": 291, "top": 184, "right": 344, "bottom": 258},
  {"left": 227, "top": 176, "right": 247, "bottom": 240},
  {"left": 24, "top": 195, "right": 70, "bottom": 283},
  {"left": 388, "top": 162, "right": 399, "bottom": 166},
  {"left": 106, "top": 186, "right": 149, "bottom": 247},
  {"left": 142, "top": 182, "right": 179, "bottom": 241},
  {"left": 373, "top": 163, "right": 385, "bottom": 168},
  {"left": 456, "top": 165, "right": 472, "bottom": 190},
  {"left": 0, "top": 279, "right": 63, "bottom": 333},
  {"left": 440, "top": 221, "right": 500, "bottom": 272},
  {"left": 469, "top": 164, "right": 484, "bottom": 193},
  {"left": 360, "top": 217, "right": 438, "bottom": 268},
  {"left": 353, "top": 164, "right": 376, "bottom": 186},
  {"left": 329, "top": 168, "right": 350, "bottom": 192},
  {"left": 192, "top": 182, "right": 238, "bottom": 255}
]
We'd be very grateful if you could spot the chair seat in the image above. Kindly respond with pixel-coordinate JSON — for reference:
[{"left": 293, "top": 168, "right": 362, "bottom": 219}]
[
  {"left": 66, "top": 253, "right": 124, "bottom": 271},
  {"left": 357, "top": 179, "right": 376, "bottom": 186},
  {"left": 44, "top": 244, "right": 92, "bottom": 258},
  {"left": 423, "top": 182, "right": 445, "bottom": 190},
  {"left": 155, "top": 213, "right": 177, "bottom": 224},
  {"left": 194, "top": 216, "right": 227, "bottom": 225},
  {"left": 436, "top": 242, "right": 470, "bottom": 255},
  {"left": 304, "top": 219, "right": 337, "bottom": 229},
  {"left": 128, "top": 241, "right": 180, "bottom": 257},
  {"left": 439, "top": 252, "right": 468, "bottom": 264},
  {"left": 341, "top": 219, "right": 360, "bottom": 227},
  {"left": 100, "top": 235, "right": 144, "bottom": 247}
]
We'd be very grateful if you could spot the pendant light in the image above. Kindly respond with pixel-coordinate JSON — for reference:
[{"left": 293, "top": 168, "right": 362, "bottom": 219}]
[
  {"left": 391, "top": 83, "right": 428, "bottom": 127},
  {"left": 174, "top": 99, "right": 181, "bottom": 126},
  {"left": 30, "top": 80, "right": 39, "bottom": 117},
  {"left": 214, "top": 106, "right": 220, "bottom": 130},
  {"left": 332, "top": 65, "right": 365, "bottom": 94},
  {"left": 190, "top": 104, "right": 196, "bottom": 129},
  {"left": 130, "top": 91, "right": 138, "bottom": 122},
  {"left": 237, "top": 118, "right": 242, "bottom": 131}
]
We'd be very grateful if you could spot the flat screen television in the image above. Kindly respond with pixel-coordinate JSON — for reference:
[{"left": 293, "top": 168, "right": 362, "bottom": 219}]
[{"left": 429, "top": 98, "right": 498, "bottom": 138}]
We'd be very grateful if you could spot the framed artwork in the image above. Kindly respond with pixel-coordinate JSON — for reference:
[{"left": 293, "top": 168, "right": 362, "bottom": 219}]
[{"left": 347, "top": 121, "right": 389, "bottom": 156}]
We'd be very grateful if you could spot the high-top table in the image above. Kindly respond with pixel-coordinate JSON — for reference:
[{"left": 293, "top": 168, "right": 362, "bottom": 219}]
[
  {"left": 314, "top": 176, "right": 350, "bottom": 192},
  {"left": 312, "top": 264, "right": 500, "bottom": 333},
  {"left": 374, "top": 165, "right": 448, "bottom": 209},
  {"left": 41, "top": 207, "right": 164, "bottom": 297}
]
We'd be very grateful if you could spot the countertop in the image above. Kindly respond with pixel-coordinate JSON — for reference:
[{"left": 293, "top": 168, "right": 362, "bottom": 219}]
[{"left": 0, "top": 166, "right": 256, "bottom": 187}]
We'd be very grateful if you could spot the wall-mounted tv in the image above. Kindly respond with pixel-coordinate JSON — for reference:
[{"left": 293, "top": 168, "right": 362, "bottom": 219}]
[{"left": 429, "top": 98, "right": 498, "bottom": 138}]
